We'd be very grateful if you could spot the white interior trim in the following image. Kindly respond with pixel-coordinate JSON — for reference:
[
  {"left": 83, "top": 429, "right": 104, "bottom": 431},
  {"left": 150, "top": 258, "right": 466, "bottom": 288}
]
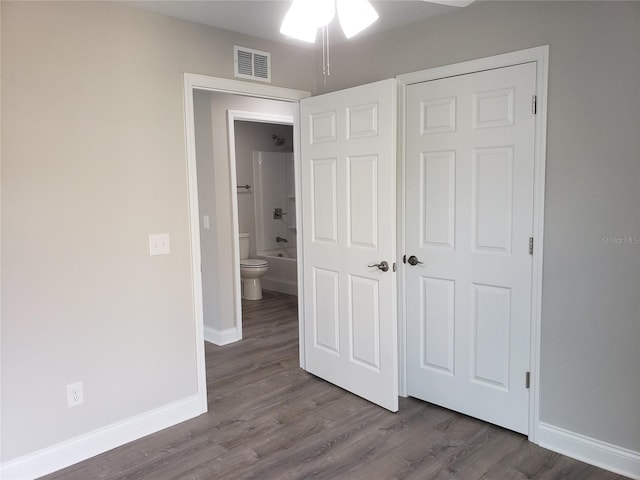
[
  {"left": 396, "top": 45, "right": 549, "bottom": 443},
  {"left": 183, "top": 74, "right": 310, "bottom": 412},
  {"left": 291, "top": 106, "right": 305, "bottom": 369},
  {"left": 538, "top": 423, "right": 640, "bottom": 479},
  {"left": 0, "top": 395, "right": 202, "bottom": 480},
  {"left": 395, "top": 79, "right": 408, "bottom": 397},
  {"left": 185, "top": 74, "right": 310, "bottom": 101},
  {"left": 182, "top": 77, "right": 208, "bottom": 415},
  {"left": 204, "top": 325, "right": 242, "bottom": 346},
  {"left": 227, "top": 109, "right": 294, "bottom": 341}
]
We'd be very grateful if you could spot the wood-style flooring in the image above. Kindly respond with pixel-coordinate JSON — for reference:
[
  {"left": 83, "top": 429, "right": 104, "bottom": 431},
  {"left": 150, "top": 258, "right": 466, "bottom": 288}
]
[{"left": 42, "top": 290, "right": 626, "bottom": 480}]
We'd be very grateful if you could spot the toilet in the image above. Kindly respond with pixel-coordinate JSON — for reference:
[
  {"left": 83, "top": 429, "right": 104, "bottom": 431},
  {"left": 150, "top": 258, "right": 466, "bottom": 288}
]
[{"left": 239, "top": 233, "right": 269, "bottom": 300}]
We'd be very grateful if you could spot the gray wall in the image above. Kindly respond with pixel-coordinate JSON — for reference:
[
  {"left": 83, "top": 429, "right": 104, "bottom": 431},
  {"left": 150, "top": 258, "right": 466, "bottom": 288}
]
[
  {"left": 0, "top": 1, "right": 313, "bottom": 461},
  {"left": 317, "top": 1, "right": 640, "bottom": 451}
]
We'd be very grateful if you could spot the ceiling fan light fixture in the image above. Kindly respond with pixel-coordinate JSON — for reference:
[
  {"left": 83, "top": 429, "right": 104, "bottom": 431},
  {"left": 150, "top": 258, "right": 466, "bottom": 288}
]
[
  {"left": 313, "top": 0, "right": 337, "bottom": 27},
  {"left": 280, "top": 0, "right": 336, "bottom": 43},
  {"left": 280, "top": 1, "right": 317, "bottom": 42},
  {"left": 336, "top": 0, "right": 379, "bottom": 39}
]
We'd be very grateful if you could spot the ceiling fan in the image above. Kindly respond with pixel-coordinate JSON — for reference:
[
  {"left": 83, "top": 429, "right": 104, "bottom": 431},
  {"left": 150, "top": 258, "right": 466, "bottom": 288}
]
[{"left": 281, "top": 0, "right": 476, "bottom": 43}]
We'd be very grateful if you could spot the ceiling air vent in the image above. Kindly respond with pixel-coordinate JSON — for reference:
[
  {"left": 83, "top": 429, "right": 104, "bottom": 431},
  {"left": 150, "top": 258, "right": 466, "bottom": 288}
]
[{"left": 234, "top": 46, "right": 271, "bottom": 83}]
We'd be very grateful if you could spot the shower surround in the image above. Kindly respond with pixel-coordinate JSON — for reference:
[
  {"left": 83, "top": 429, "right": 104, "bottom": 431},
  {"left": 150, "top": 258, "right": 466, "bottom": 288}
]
[{"left": 252, "top": 151, "right": 297, "bottom": 295}]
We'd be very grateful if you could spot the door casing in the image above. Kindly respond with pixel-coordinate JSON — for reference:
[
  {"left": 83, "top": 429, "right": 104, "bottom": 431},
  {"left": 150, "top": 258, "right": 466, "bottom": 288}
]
[
  {"left": 183, "top": 74, "right": 310, "bottom": 414},
  {"left": 396, "top": 45, "right": 549, "bottom": 442},
  {"left": 226, "top": 110, "right": 294, "bottom": 341}
]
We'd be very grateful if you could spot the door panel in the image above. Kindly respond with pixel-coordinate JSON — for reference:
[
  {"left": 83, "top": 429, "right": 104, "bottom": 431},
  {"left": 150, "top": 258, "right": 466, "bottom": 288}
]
[
  {"left": 422, "top": 150, "right": 456, "bottom": 248},
  {"left": 348, "top": 155, "right": 378, "bottom": 248},
  {"left": 473, "top": 147, "right": 514, "bottom": 252},
  {"left": 311, "top": 158, "right": 338, "bottom": 243},
  {"left": 406, "top": 63, "right": 536, "bottom": 433},
  {"left": 301, "top": 79, "right": 398, "bottom": 412},
  {"left": 313, "top": 267, "right": 340, "bottom": 353},
  {"left": 421, "top": 276, "right": 455, "bottom": 374},
  {"left": 349, "top": 274, "right": 380, "bottom": 370}
]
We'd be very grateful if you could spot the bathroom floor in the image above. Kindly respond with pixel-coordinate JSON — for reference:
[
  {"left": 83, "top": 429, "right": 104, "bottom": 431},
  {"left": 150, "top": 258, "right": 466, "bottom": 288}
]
[{"left": 240, "top": 289, "right": 299, "bottom": 340}]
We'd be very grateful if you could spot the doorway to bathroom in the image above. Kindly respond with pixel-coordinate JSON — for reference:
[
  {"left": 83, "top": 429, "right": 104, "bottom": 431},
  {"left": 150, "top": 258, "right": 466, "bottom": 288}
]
[
  {"left": 191, "top": 86, "right": 304, "bottom": 357},
  {"left": 232, "top": 121, "right": 298, "bottom": 299}
]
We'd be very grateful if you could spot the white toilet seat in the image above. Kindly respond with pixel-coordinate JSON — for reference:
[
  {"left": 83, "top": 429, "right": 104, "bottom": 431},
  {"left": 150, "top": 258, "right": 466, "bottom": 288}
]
[{"left": 240, "top": 259, "right": 268, "bottom": 268}]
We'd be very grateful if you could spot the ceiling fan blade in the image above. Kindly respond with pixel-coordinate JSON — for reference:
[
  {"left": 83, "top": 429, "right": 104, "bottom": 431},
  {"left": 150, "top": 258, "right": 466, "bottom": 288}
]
[{"left": 421, "top": 0, "right": 476, "bottom": 7}]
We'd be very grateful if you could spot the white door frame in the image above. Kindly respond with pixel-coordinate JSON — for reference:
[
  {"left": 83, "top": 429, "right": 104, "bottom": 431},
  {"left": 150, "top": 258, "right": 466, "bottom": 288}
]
[
  {"left": 226, "top": 110, "right": 294, "bottom": 341},
  {"left": 183, "top": 73, "right": 310, "bottom": 413},
  {"left": 396, "top": 45, "right": 549, "bottom": 442}
]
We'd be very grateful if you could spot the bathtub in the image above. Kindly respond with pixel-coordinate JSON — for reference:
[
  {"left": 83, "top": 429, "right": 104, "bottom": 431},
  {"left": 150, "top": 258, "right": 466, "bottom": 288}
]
[{"left": 256, "top": 247, "right": 298, "bottom": 296}]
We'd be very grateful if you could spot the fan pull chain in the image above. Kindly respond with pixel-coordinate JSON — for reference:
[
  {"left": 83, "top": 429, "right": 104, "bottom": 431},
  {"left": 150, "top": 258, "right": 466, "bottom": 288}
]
[
  {"left": 326, "top": 25, "right": 330, "bottom": 78},
  {"left": 322, "top": 25, "right": 331, "bottom": 85},
  {"left": 322, "top": 26, "right": 326, "bottom": 84}
]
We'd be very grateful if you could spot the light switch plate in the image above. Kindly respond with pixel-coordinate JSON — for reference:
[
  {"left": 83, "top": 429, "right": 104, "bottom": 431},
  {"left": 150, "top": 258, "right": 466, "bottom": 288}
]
[
  {"left": 203, "top": 215, "right": 210, "bottom": 230},
  {"left": 149, "top": 233, "right": 170, "bottom": 256}
]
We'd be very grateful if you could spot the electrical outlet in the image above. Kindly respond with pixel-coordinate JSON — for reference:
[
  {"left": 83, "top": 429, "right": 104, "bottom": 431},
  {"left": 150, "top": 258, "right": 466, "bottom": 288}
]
[{"left": 67, "top": 382, "right": 84, "bottom": 407}]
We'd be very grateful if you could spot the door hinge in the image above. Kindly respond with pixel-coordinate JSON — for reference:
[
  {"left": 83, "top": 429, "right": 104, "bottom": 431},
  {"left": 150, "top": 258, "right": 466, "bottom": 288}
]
[
  {"left": 532, "top": 95, "right": 537, "bottom": 115},
  {"left": 525, "top": 371, "right": 531, "bottom": 389},
  {"left": 529, "top": 237, "right": 534, "bottom": 255},
  {"left": 402, "top": 254, "right": 407, "bottom": 264}
]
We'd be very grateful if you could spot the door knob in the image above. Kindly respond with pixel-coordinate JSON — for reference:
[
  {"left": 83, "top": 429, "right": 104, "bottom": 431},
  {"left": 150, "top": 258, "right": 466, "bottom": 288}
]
[
  {"left": 368, "top": 260, "right": 390, "bottom": 272},
  {"left": 407, "top": 255, "right": 423, "bottom": 266}
]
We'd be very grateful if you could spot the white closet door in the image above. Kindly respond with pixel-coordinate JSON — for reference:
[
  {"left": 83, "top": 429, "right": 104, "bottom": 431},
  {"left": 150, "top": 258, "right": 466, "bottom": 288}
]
[{"left": 405, "top": 63, "right": 537, "bottom": 433}]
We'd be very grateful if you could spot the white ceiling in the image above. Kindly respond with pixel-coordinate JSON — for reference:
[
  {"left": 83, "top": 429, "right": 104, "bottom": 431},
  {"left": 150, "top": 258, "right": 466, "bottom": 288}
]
[{"left": 121, "top": 1, "right": 459, "bottom": 47}]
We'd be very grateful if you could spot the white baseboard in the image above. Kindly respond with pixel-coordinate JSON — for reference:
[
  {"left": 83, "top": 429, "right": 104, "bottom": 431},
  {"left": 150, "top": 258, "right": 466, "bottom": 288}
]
[
  {"left": 538, "top": 422, "right": 640, "bottom": 479},
  {"left": 261, "top": 278, "right": 298, "bottom": 296},
  {"left": 203, "top": 325, "right": 241, "bottom": 346},
  {"left": 0, "top": 395, "right": 204, "bottom": 480}
]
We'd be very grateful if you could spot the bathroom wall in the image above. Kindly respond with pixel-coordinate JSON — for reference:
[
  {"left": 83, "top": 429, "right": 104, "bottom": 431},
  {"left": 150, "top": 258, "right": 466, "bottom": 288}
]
[
  {"left": 234, "top": 122, "right": 294, "bottom": 258},
  {"left": 194, "top": 90, "right": 221, "bottom": 341},
  {"left": 251, "top": 151, "right": 296, "bottom": 255}
]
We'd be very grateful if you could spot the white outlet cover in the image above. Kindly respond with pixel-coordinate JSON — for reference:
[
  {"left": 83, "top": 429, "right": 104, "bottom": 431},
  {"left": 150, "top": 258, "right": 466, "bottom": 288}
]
[
  {"left": 67, "top": 382, "right": 84, "bottom": 407},
  {"left": 149, "top": 233, "right": 170, "bottom": 256}
]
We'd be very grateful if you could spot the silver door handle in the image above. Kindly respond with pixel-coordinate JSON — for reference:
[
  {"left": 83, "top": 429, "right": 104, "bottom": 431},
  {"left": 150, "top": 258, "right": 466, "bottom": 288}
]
[
  {"left": 407, "top": 255, "right": 423, "bottom": 266},
  {"left": 368, "top": 260, "right": 389, "bottom": 272}
]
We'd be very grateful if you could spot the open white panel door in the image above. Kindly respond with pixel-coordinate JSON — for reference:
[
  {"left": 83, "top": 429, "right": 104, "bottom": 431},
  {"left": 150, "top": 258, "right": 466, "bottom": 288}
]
[{"left": 300, "top": 79, "right": 398, "bottom": 412}]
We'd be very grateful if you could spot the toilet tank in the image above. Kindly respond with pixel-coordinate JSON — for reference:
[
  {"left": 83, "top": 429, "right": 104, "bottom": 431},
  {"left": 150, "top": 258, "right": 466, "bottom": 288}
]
[{"left": 239, "top": 233, "right": 250, "bottom": 260}]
